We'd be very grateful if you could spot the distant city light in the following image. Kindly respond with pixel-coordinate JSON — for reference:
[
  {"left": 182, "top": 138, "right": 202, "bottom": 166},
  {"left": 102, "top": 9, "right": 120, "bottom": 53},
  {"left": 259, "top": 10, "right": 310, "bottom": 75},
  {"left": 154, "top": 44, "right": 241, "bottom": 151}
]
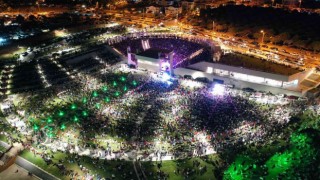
[{"left": 54, "top": 30, "right": 68, "bottom": 37}]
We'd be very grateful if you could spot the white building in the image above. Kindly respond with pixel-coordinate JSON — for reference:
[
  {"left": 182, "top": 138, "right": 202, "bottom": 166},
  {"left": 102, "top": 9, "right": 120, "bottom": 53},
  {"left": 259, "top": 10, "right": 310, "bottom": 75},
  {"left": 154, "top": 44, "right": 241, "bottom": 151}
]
[
  {"left": 173, "top": 61, "right": 316, "bottom": 95},
  {"left": 128, "top": 48, "right": 174, "bottom": 75}
]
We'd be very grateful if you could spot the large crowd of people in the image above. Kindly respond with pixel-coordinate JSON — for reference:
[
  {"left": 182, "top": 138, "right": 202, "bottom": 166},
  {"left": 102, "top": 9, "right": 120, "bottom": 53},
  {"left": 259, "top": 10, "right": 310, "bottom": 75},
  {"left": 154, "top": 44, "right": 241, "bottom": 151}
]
[
  {"left": 6, "top": 66, "right": 309, "bottom": 179},
  {"left": 0, "top": 31, "right": 317, "bottom": 179}
]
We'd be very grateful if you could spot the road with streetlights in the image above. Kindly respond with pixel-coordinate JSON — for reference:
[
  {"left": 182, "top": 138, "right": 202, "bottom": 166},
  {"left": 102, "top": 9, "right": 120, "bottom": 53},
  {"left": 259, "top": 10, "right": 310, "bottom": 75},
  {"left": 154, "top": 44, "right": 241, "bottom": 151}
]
[
  {"left": 1, "top": 8, "right": 318, "bottom": 71},
  {"left": 107, "top": 10, "right": 319, "bottom": 70}
]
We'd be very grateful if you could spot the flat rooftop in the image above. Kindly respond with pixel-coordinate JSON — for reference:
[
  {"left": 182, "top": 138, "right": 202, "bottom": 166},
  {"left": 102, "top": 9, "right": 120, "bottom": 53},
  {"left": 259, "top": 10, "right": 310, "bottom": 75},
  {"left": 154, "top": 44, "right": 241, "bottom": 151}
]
[
  {"left": 188, "top": 61, "right": 293, "bottom": 81},
  {"left": 136, "top": 48, "right": 173, "bottom": 59},
  {"left": 217, "top": 53, "right": 301, "bottom": 76}
]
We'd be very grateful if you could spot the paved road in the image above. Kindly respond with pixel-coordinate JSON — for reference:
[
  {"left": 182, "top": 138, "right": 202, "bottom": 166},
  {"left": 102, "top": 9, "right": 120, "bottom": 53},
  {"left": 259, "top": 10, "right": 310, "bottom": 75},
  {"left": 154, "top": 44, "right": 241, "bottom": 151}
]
[
  {"left": 15, "top": 157, "right": 59, "bottom": 180},
  {"left": 0, "top": 140, "right": 10, "bottom": 149}
]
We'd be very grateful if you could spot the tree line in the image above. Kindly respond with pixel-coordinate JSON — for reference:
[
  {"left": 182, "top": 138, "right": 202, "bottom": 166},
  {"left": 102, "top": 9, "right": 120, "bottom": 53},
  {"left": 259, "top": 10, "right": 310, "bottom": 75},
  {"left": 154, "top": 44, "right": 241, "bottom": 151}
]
[{"left": 200, "top": 5, "right": 320, "bottom": 52}]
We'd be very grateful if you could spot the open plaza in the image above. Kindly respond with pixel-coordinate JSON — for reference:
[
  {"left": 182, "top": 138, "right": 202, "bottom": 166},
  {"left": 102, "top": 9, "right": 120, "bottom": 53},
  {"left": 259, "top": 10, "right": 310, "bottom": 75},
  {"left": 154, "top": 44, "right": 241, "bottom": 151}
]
[{"left": 0, "top": 2, "right": 320, "bottom": 179}]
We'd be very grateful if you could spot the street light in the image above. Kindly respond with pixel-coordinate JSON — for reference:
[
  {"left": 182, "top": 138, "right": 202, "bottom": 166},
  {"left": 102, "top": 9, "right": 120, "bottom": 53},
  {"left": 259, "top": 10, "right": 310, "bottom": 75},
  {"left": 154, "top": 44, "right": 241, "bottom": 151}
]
[
  {"left": 212, "top": 21, "right": 214, "bottom": 30},
  {"left": 260, "top": 30, "right": 265, "bottom": 44},
  {"left": 299, "top": 0, "right": 302, "bottom": 8},
  {"left": 36, "top": 2, "right": 40, "bottom": 12}
]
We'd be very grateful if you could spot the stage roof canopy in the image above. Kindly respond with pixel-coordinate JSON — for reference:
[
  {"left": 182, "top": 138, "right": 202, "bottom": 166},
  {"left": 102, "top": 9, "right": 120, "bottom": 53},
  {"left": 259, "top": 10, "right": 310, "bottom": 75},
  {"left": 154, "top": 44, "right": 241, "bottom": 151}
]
[{"left": 137, "top": 48, "right": 173, "bottom": 59}]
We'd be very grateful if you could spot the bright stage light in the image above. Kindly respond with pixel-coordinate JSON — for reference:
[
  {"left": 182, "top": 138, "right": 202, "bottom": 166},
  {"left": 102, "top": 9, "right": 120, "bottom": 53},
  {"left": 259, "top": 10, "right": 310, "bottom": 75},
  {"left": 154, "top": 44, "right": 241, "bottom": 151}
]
[
  {"left": 212, "top": 84, "right": 225, "bottom": 96},
  {"left": 166, "top": 81, "right": 173, "bottom": 85},
  {"left": 161, "top": 61, "right": 170, "bottom": 71},
  {"left": 162, "top": 73, "right": 171, "bottom": 81}
]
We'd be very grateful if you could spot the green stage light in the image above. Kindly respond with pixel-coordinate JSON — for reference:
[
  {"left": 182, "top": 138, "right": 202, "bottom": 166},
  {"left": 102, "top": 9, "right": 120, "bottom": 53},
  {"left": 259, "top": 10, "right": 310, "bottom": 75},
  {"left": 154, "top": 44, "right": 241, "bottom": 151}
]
[
  {"left": 60, "top": 124, "right": 66, "bottom": 130},
  {"left": 115, "top": 91, "right": 120, "bottom": 97},
  {"left": 82, "top": 110, "right": 88, "bottom": 117},
  {"left": 124, "top": 86, "right": 128, "bottom": 91},
  {"left": 95, "top": 103, "right": 101, "bottom": 109},
  {"left": 82, "top": 97, "right": 88, "bottom": 104},
  {"left": 102, "top": 86, "right": 108, "bottom": 92},
  {"left": 120, "top": 76, "right": 126, "bottom": 82},
  {"left": 73, "top": 116, "right": 79, "bottom": 122},
  {"left": 71, "top": 104, "right": 77, "bottom": 110},
  {"left": 33, "top": 124, "right": 39, "bottom": 131},
  {"left": 58, "top": 111, "right": 65, "bottom": 117},
  {"left": 48, "top": 132, "right": 54, "bottom": 138},
  {"left": 104, "top": 97, "right": 110, "bottom": 103},
  {"left": 132, "top": 80, "right": 137, "bottom": 86},
  {"left": 92, "top": 91, "right": 98, "bottom": 97},
  {"left": 113, "top": 81, "right": 117, "bottom": 87},
  {"left": 47, "top": 117, "right": 53, "bottom": 123}
]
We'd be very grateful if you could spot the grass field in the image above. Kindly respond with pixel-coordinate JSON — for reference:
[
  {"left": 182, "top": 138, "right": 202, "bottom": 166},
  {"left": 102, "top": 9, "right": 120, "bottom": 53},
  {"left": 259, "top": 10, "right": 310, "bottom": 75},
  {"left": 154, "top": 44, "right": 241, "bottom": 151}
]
[
  {"left": 20, "top": 150, "right": 64, "bottom": 179},
  {"left": 0, "top": 46, "right": 26, "bottom": 61},
  {"left": 141, "top": 154, "right": 220, "bottom": 180},
  {"left": 0, "top": 135, "right": 9, "bottom": 143},
  {"left": 20, "top": 150, "right": 136, "bottom": 180},
  {"left": 20, "top": 147, "right": 223, "bottom": 180},
  {"left": 0, "top": 145, "right": 7, "bottom": 153}
]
